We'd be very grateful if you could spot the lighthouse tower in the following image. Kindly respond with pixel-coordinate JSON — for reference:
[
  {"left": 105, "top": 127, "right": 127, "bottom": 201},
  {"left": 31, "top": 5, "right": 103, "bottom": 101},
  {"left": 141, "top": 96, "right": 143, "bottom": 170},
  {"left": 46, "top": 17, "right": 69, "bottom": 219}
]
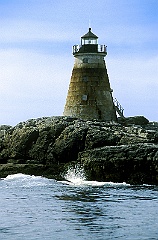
[{"left": 63, "top": 28, "right": 117, "bottom": 121}]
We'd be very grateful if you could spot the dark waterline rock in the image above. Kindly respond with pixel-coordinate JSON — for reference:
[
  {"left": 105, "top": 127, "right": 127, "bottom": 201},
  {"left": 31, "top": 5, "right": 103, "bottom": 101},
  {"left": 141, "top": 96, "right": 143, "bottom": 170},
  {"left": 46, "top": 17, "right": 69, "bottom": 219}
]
[{"left": 0, "top": 116, "right": 158, "bottom": 184}]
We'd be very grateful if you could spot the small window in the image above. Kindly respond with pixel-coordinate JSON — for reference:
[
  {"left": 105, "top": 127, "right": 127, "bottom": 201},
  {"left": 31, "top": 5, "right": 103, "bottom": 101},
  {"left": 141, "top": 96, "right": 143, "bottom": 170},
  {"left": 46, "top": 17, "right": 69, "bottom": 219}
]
[
  {"left": 82, "top": 76, "right": 88, "bottom": 82},
  {"left": 83, "top": 58, "right": 89, "bottom": 63},
  {"left": 82, "top": 95, "right": 88, "bottom": 101}
]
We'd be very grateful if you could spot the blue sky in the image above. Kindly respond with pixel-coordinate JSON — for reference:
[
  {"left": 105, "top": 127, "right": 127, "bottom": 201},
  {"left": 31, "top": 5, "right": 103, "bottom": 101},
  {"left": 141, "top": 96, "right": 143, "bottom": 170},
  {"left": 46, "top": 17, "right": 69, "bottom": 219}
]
[{"left": 0, "top": 0, "right": 158, "bottom": 126}]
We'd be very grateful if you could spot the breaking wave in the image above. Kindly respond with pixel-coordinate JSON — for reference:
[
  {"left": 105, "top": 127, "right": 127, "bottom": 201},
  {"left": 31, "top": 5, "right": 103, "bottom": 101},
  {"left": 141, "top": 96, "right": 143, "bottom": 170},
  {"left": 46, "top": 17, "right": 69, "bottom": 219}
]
[
  {"left": 2, "top": 173, "right": 52, "bottom": 188},
  {"left": 2, "top": 169, "right": 130, "bottom": 188}
]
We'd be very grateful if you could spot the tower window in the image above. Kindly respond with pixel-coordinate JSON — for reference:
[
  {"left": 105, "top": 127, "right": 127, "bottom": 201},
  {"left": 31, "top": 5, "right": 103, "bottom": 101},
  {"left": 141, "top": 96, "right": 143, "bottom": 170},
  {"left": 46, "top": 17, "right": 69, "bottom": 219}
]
[
  {"left": 83, "top": 58, "right": 89, "bottom": 63},
  {"left": 82, "top": 95, "right": 88, "bottom": 101},
  {"left": 82, "top": 76, "right": 88, "bottom": 82}
]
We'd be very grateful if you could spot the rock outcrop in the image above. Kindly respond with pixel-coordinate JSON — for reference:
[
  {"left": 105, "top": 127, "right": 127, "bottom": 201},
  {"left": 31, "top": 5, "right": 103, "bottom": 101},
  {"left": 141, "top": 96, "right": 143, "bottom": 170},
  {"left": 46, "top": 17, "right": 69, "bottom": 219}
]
[{"left": 0, "top": 116, "right": 158, "bottom": 184}]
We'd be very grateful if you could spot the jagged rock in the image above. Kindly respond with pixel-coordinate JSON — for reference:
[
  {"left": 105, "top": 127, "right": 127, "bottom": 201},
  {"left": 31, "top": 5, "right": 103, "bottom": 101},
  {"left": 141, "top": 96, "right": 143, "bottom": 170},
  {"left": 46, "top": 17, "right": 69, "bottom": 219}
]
[
  {"left": 0, "top": 116, "right": 158, "bottom": 184},
  {"left": 78, "top": 143, "right": 158, "bottom": 185},
  {"left": 118, "top": 116, "right": 149, "bottom": 125},
  {"left": 0, "top": 163, "right": 64, "bottom": 180},
  {"left": 50, "top": 123, "right": 88, "bottom": 163}
]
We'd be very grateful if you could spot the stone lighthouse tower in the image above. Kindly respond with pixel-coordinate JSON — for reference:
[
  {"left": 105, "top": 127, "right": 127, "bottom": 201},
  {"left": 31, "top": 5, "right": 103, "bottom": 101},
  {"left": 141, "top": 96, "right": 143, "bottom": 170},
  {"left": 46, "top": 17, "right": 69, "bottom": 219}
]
[{"left": 63, "top": 28, "right": 117, "bottom": 121}]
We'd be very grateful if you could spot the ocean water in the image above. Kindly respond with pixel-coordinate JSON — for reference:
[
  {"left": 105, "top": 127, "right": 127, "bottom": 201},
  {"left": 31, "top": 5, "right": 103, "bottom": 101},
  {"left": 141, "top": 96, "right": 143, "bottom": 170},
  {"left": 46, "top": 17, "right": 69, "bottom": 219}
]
[{"left": 0, "top": 167, "right": 158, "bottom": 240}]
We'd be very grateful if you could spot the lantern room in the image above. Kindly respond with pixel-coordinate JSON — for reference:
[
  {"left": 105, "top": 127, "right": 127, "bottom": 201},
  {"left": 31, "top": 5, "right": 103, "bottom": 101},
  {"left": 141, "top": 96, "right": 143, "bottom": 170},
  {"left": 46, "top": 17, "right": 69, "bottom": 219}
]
[
  {"left": 73, "top": 28, "right": 107, "bottom": 55},
  {"left": 81, "top": 28, "right": 98, "bottom": 45}
]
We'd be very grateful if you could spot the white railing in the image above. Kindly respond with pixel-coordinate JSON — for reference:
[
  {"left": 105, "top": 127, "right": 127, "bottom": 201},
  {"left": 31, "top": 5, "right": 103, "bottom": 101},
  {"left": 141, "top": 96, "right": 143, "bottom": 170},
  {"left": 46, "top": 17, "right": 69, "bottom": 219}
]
[
  {"left": 97, "top": 45, "right": 107, "bottom": 53},
  {"left": 73, "top": 45, "right": 81, "bottom": 54},
  {"left": 113, "top": 98, "right": 124, "bottom": 117},
  {"left": 73, "top": 44, "right": 107, "bottom": 54}
]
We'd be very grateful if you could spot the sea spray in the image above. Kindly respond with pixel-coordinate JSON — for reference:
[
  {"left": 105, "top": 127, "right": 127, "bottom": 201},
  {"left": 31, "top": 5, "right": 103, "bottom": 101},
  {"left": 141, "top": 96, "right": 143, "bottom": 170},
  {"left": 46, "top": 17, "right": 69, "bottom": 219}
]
[
  {"left": 64, "top": 164, "right": 86, "bottom": 184},
  {"left": 63, "top": 164, "right": 130, "bottom": 186}
]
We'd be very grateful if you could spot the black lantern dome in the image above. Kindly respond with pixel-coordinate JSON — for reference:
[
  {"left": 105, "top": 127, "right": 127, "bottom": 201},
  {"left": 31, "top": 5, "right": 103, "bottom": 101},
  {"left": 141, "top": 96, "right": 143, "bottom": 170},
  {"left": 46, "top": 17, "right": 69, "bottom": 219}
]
[{"left": 73, "top": 28, "right": 107, "bottom": 55}]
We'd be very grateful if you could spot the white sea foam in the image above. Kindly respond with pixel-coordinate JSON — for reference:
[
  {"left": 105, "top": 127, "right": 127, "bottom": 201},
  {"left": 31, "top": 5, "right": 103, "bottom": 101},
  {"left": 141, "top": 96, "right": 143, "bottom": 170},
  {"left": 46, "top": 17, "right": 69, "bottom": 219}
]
[
  {"left": 3, "top": 173, "right": 51, "bottom": 187},
  {"left": 4, "top": 173, "right": 32, "bottom": 180},
  {"left": 3, "top": 172, "right": 130, "bottom": 188},
  {"left": 4, "top": 173, "right": 43, "bottom": 181}
]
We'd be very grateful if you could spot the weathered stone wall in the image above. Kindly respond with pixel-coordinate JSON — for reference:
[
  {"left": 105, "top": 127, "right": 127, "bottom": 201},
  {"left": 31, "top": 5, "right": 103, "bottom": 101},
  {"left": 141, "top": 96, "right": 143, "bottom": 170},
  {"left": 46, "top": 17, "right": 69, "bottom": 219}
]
[{"left": 63, "top": 53, "right": 117, "bottom": 121}]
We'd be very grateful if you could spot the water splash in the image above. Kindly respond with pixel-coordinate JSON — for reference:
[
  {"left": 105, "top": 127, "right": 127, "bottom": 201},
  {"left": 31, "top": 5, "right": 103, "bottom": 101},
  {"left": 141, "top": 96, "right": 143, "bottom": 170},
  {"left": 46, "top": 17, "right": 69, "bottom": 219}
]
[
  {"left": 3, "top": 173, "right": 130, "bottom": 188},
  {"left": 64, "top": 165, "right": 86, "bottom": 185},
  {"left": 63, "top": 165, "right": 130, "bottom": 187}
]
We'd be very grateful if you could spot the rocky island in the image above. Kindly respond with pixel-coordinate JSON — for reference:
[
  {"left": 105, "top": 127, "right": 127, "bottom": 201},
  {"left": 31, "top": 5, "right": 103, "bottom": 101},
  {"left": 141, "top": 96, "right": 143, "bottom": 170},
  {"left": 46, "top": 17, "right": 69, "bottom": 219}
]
[{"left": 0, "top": 116, "right": 158, "bottom": 185}]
